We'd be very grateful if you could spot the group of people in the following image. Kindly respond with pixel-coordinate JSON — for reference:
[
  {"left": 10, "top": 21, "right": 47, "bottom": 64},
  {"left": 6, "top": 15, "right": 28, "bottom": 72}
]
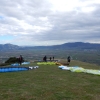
[
  {"left": 43, "top": 55, "right": 71, "bottom": 65},
  {"left": 18, "top": 55, "right": 71, "bottom": 65},
  {"left": 43, "top": 56, "right": 54, "bottom": 62},
  {"left": 49, "top": 56, "right": 54, "bottom": 61}
]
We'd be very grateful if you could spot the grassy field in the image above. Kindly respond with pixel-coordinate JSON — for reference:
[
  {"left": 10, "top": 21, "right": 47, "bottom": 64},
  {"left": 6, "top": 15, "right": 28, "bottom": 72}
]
[{"left": 0, "top": 60, "right": 100, "bottom": 100}]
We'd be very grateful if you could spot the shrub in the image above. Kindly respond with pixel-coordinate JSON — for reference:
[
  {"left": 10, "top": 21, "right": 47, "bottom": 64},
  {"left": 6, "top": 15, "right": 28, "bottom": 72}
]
[{"left": 5, "top": 57, "right": 18, "bottom": 64}]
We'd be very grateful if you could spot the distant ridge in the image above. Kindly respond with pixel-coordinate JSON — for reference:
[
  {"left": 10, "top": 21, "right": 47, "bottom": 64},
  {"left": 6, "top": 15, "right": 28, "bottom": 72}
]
[
  {"left": 0, "top": 43, "right": 19, "bottom": 51},
  {"left": 59, "top": 42, "right": 100, "bottom": 49},
  {"left": 0, "top": 42, "right": 100, "bottom": 51}
]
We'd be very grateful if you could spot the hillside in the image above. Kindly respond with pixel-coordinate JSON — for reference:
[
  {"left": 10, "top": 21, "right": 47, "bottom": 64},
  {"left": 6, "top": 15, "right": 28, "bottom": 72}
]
[
  {"left": 0, "top": 42, "right": 100, "bottom": 51},
  {"left": 0, "top": 60, "right": 100, "bottom": 100}
]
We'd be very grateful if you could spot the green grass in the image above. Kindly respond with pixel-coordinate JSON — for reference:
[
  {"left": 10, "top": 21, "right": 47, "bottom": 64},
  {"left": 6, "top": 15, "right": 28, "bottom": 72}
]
[{"left": 0, "top": 60, "right": 100, "bottom": 100}]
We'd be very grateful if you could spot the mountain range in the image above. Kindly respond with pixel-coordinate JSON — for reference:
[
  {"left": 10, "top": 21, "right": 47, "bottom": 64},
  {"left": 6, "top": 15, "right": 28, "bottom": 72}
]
[{"left": 0, "top": 42, "right": 100, "bottom": 51}]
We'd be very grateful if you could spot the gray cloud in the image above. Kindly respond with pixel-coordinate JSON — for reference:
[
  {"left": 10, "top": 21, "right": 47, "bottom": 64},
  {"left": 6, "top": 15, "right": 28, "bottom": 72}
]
[{"left": 0, "top": 0, "right": 100, "bottom": 46}]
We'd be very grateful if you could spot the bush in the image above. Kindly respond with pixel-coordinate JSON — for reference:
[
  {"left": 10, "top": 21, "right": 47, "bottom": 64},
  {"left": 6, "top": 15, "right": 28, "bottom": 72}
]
[{"left": 5, "top": 57, "right": 18, "bottom": 64}]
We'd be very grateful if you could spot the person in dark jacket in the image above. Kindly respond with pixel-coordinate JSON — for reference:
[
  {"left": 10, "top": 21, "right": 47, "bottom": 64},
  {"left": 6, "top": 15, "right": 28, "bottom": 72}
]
[
  {"left": 53, "top": 56, "right": 54, "bottom": 61},
  {"left": 19, "top": 55, "right": 23, "bottom": 65},
  {"left": 50, "top": 57, "right": 52, "bottom": 61},
  {"left": 43, "top": 56, "right": 47, "bottom": 62},
  {"left": 67, "top": 56, "right": 71, "bottom": 65}
]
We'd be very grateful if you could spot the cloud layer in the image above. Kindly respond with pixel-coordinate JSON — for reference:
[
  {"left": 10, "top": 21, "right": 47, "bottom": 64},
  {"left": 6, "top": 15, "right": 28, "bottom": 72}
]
[{"left": 0, "top": 0, "right": 100, "bottom": 46}]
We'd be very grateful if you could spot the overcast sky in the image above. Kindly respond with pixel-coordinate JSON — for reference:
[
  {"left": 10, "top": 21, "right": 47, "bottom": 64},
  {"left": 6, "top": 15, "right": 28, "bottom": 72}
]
[{"left": 0, "top": 0, "right": 100, "bottom": 46}]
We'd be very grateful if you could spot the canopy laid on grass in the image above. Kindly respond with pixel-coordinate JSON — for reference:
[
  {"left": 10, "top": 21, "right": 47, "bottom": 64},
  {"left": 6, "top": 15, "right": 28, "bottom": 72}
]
[
  {"left": 0, "top": 67, "right": 29, "bottom": 72},
  {"left": 70, "top": 67, "right": 85, "bottom": 72},
  {"left": 58, "top": 66, "right": 100, "bottom": 75},
  {"left": 84, "top": 69, "right": 100, "bottom": 75},
  {"left": 29, "top": 66, "right": 39, "bottom": 69},
  {"left": 22, "top": 62, "right": 30, "bottom": 65},
  {"left": 58, "top": 65, "right": 70, "bottom": 70},
  {"left": 37, "top": 62, "right": 56, "bottom": 65},
  {"left": 11, "top": 62, "right": 30, "bottom": 66},
  {"left": 11, "top": 63, "right": 20, "bottom": 66},
  {"left": 0, "top": 66, "right": 39, "bottom": 73}
]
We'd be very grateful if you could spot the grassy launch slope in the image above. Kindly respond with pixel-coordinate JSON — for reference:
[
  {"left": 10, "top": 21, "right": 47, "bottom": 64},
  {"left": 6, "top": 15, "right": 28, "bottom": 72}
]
[{"left": 0, "top": 60, "right": 100, "bottom": 100}]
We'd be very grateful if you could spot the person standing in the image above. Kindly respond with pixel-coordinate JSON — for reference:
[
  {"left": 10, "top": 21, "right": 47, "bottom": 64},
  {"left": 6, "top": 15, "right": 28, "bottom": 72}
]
[
  {"left": 67, "top": 56, "right": 71, "bottom": 65},
  {"left": 49, "top": 57, "right": 52, "bottom": 61},
  {"left": 45, "top": 56, "right": 47, "bottom": 62},
  {"left": 19, "top": 55, "right": 23, "bottom": 65},
  {"left": 43, "top": 56, "right": 47, "bottom": 62},
  {"left": 53, "top": 56, "right": 54, "bottom": 61}
]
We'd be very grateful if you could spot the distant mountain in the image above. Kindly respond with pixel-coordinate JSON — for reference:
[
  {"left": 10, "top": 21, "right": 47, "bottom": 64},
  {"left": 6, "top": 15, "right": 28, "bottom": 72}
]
[
  {"left": 0, "top": 43, "right": 19, "bottom": 51},
  {"left": 33, "top": 42, "right": 100, "bottom": 50},
  {"left": 0, "top": 42, "right": 100, "bottom": 51},
  {"left": 57, "top": 42, "right": 100, "bottom": 50}
]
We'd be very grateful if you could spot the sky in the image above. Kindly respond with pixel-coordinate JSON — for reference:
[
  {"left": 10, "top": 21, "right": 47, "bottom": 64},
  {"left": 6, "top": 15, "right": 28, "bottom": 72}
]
[{"left": 0, "top": 0, "right": 100, "bottom": 46}]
